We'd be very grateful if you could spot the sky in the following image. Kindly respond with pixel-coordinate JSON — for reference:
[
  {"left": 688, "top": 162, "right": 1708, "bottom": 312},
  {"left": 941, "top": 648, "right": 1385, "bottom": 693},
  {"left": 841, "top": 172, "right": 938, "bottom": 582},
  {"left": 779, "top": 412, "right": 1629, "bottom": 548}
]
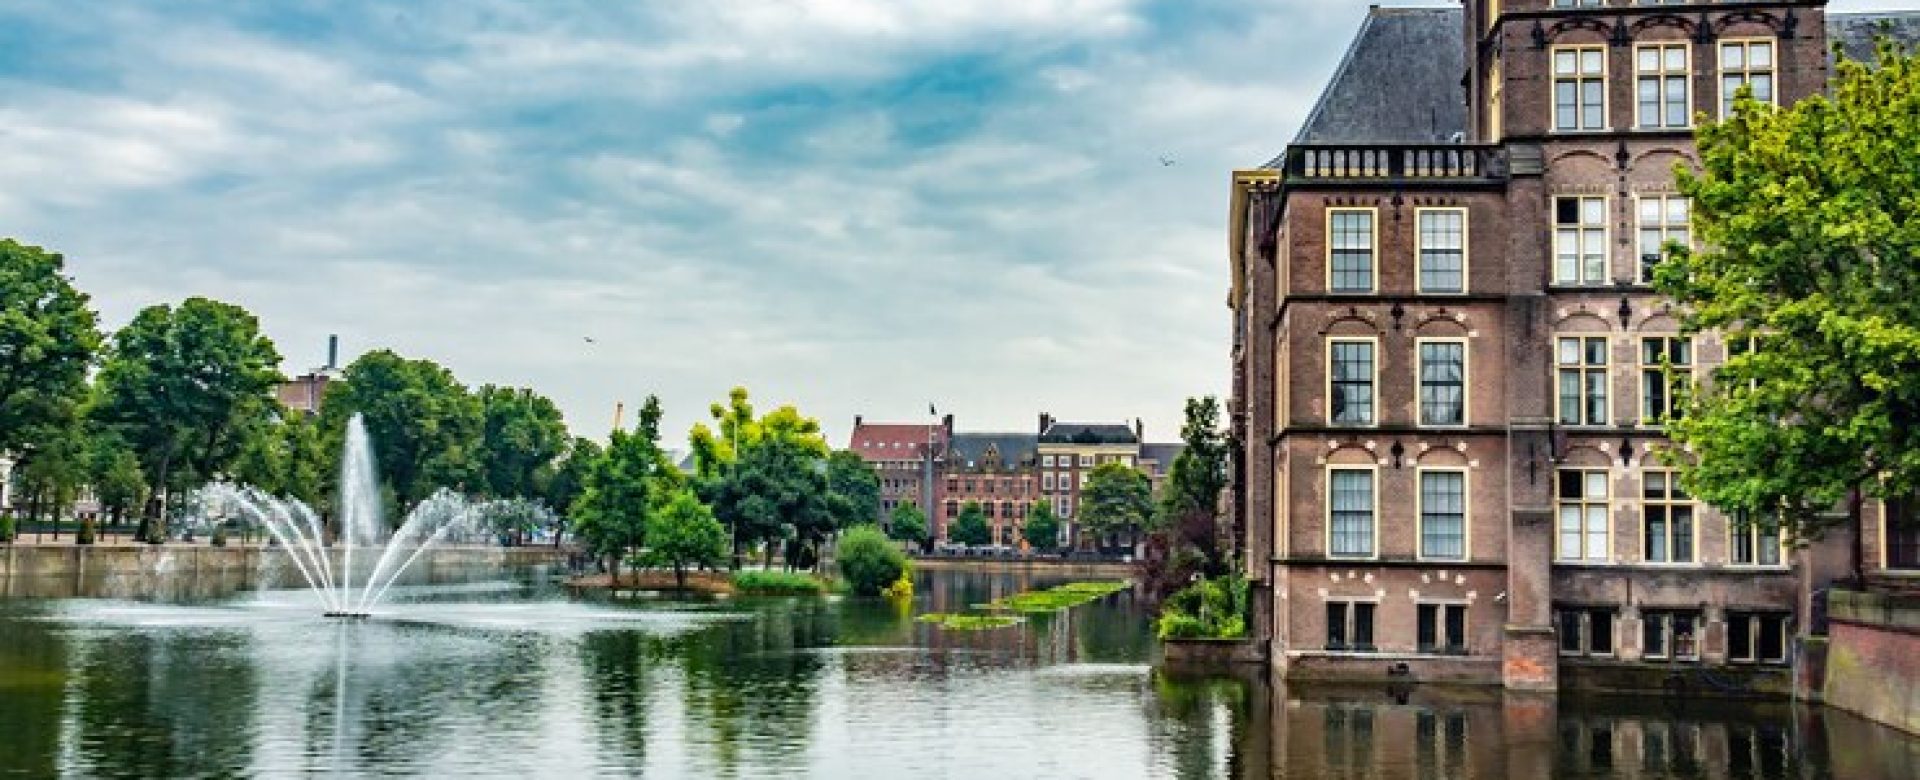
[{"left": 2, "top": 1, "right": 1910, "bottom": 448}]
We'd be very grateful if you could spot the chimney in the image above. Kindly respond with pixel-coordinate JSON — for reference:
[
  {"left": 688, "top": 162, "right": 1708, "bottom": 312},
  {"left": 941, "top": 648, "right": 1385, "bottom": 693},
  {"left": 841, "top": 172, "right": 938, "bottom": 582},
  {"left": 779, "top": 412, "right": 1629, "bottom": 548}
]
[
  {"left": 1134, "top": 418, "right": 1144, "bottom": 441},
  {"left": 853, "top": 415, "right": 863, "bottom": 429},
  {"left": 942, "top": 414, "right": 953, "bottom": 436},
  {"left": 1038, "top": 412, "right": 1053, "bottom": 434},
  {"left": 326, "top": 334, "right": 339, "bottom": 370}
]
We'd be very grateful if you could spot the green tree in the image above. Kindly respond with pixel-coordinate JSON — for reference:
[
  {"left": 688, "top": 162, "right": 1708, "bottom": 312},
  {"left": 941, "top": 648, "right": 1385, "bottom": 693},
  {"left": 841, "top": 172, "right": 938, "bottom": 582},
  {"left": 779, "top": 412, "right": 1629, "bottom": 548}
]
[
  {"left": 89, "top": 431, "right": 147, "bottom": 534},
  {"left": 572, "top": 396, "right": 676, "bottom": 584},
  {"left": 1655, "top": 38, "right": 1920, "bottom": 582},
  {"left": 0, "top": 240, "right": 100, "bottom": 460},
  {"left": 477, "top": 385, "right": 569, "bottom": 500},
  {"left": 321, "top": 349, "right": 482, "bottom": 508},
  {"left": 644, "top": 489, "right": 729, "bottom": 588},
  {"left": 1023, "top": 501, "right": 1061, "bottom": 553},
  {"left": 1081, "top": 461, "right": 1153, "bottom": 550},
  {"left": 826, "top": 449, "right": 882, "bottom": 527},
  {"left": 690, "top": 387, "right": 834, "bottom": 568},
  {"left": 887, "top": 502, "right": 928, "bottom": 547},
  {"left": 544, "top": 436, "right": 602, "bottom": 546},
  {"left": 836, "top": 524, "right": 908, "bottom": 596},
  {"left": 948, "top": 501, "right": 991, "bottom": 546},
  {"left": 92, "top": 298, "right": 283, "bottom": 541},
  {"left": 1156, "top": 397, "right": 1232, "bottom": 573},
  {"left": 16, "top": 425, "right": 85, "bottom": 535}
]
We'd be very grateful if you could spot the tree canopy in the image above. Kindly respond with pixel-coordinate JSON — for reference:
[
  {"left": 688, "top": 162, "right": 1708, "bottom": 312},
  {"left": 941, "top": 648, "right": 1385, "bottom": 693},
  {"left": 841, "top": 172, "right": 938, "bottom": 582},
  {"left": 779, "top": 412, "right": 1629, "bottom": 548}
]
[
  {"left": 1080, "top": 461, "right": 1153, "bottom": 542},
  {"left": 572, "top": 396, "right": 678, "bottom": 584},
  {"left": 948, "top": 501, "right": 991, "bottom": 546},
  {"left": 888, "top": 502, "right": 928, "bottom": 546},
  {"left": 643, "top": 489, "right": 729, "bottom": 588},
  {"left": 1023, "top": 501, "right": 1061, "bottom": 553},
  {"left": 0, "top": 240, "right": 99, "bottom": 458},
  {"left": 477, "top": 384, "right": 569, "bottom": 500},
  {"left": 321, "top": 349, "right": 482, "bottom": 507},
  {"left": 1656, "top": 39, "right": 1920, "bottom": 564}
]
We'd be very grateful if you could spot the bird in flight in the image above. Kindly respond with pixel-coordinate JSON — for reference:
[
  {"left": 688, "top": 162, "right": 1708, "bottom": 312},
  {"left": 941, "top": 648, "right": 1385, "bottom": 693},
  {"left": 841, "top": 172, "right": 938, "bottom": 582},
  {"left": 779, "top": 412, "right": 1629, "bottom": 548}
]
[
  {"left": 583, "top": 336, "right": 596, "bottom": 344},
  {"left": 1158, "top": 155, "right": 1176, "bottom": 167}
]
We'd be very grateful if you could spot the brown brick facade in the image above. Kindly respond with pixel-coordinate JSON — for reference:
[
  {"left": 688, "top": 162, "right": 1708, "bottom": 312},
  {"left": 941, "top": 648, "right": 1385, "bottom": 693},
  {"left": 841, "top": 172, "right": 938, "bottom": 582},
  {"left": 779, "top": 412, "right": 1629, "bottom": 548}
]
[{"left": 1230, "top": 1, "right": 1906, "bottom": 691}]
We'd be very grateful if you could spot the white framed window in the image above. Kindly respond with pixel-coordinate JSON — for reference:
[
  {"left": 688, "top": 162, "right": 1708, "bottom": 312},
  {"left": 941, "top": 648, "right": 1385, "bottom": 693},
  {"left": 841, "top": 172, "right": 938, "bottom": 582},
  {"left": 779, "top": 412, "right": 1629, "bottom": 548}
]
[
  {"left": 1328, "top": 467, "right": 1377, "bottom": 559},
  {"left": 1416, "top": 603, "right": 1469, "bottom": 654},
  {"left": 1327, "top": 208, "right": 1377, "bottom": 293},
  {"left": 1042, "top": 455, "right": 1055, "bottom": 467},
  {"left": 1635, "top": 43, "right": 1690, "bottom": 128},
  {"left": 1642, "top": 470, "right": 1695, "bottom": 563},
  {"left": 1416, "top": 208, "right": 1467, "bottom": 293},
  {"left": 1557, "top": 468, "right": 1611, "bottom": 562},
  {"left": 1042, "top": 473, "right": 1055, "bottom": 492},
  {"left": 1557, "top": 606, "right": 1616, "bottom": 656},
  {"left": 1418, "top": 339, "right": 1467, "bottom": 426},
  {"left": 1727, "top": 612, "right": 1790, "bottom": 664},
  {"left": 1078, "top": 454, "right": 1093, "bottom": 467},
  {"left": 1554, "top": 0, "right": 1603, "bottom": 6},
  {"left": 1637, "top": 195, "right": 1690, "bottom": 283},
  {"left": 1730, "top": 510, "right": 1785, "bottom": 567},
  {"left": 1329, "top": 338, "right": 1377, "bottom": 426},
  {"left": 1554, "top": 196, "right": 1608, "bottom": 285},
  {"left": 1642, "top": 610, "right": 1701, "bottom": 661},
  {"left": 1553, "top": 45, "right": 1608, "bottom": 131},
  {"left": 1557, "top": 336, "right": 1610, "bottom": 426},
  {"left": 1326, "top": 601, "right": 1377, "bottom": 651},
  {"left": 1418, "top": 469, "right": 1468, "bottom": 561},
  {"left": 1640, "top": 336, "right": 1692, "bottom": 424},
  {"left": 1719, "top": 39, "right": 1775, "bottom": 117}
]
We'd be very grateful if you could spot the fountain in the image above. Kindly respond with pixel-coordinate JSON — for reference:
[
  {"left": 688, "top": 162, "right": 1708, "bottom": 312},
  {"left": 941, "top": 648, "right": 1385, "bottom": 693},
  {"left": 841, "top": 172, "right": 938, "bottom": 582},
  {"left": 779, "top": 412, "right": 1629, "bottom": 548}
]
[{"left": 189, "top": 414, "right": 499, "bottom": 618}]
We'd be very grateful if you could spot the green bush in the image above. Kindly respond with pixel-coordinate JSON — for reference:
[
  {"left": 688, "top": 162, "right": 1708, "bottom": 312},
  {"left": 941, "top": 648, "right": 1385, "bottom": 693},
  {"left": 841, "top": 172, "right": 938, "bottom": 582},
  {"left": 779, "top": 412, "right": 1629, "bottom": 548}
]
[
  {"left": 732, "top": 570, "right": 827, "bottom": 595},
  {"left": 76, "top": 518, "right": 96, "bottom": 545},
  {"left": 0, "top": 514, "right": 13, "bottom": 543},
  {"left": 837, "top": 525, "right": 908, "bottom": 596},
  {"left": 211, "top": 524, "right": 229, "bottom": 548},
  {"left": 1156, "top": 574, "right": 1248, "bottom": 640}
]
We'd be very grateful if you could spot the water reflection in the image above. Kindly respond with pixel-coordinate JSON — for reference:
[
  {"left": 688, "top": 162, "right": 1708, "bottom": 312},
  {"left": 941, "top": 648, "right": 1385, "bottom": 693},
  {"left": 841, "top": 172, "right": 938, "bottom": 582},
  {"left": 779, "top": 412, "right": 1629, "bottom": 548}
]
[{"left": 1, "top": 569, "right": 1917, "bottom": 778}]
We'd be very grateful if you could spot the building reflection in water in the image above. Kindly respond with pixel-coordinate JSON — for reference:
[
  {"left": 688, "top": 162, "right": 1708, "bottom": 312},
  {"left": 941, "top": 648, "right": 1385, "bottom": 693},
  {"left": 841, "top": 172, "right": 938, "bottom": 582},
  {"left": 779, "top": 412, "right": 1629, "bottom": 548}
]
[{"left": 1169, "top": 667, "right": 1920, "bottom": 780}]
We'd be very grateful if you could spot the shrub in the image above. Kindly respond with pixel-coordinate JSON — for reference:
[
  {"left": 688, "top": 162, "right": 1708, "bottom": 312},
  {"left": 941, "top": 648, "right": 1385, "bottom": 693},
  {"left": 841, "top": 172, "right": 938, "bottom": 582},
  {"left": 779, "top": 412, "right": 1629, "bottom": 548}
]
[
  {"left": 1156, "top": 574, "right": 1248, "bottom": 640},
  {"left": 881, "top": 568, "right": 914, "bottom": 599},
  {"left": 837, "top": 525, "right": 907, "bottom": 596},
  {"left": 211, "top": 524, "right": 229, "bottom": 548},
  {"left": 0, "top": 514, "right": 13, "bottom": 543},
  {"left": 76, "top": 518, "right": 96, "bottom": 545},
  {"left": 732, "top": 570, "right": 827, "bottom": 595}
]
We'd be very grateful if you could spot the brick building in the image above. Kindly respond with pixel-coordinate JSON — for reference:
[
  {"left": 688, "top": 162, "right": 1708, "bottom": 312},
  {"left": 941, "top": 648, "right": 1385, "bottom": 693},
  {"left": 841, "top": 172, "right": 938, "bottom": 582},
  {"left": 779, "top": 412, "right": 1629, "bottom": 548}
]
[
  {"left": 1229, "top": 2, "right": 1919, "bottom": 690},
  {"left": 847, "top": 415, "right": 950, "bottom": 533},
  {"left": 939, "top": 432, "right": 1040, "bottom": 546}
]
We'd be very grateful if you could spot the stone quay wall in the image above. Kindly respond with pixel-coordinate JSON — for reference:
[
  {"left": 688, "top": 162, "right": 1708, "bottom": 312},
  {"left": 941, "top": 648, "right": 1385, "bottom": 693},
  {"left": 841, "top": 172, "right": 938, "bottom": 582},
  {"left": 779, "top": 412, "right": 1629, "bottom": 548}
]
[{"left": 1823, "top": 587, "right": 1920, "bottom": 735}]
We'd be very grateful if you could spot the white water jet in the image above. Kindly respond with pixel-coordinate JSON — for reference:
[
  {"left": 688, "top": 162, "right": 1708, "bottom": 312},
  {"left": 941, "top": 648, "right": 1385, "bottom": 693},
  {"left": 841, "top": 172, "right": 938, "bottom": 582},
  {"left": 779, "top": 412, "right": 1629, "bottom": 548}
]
[{"left": 186, "top": 413, "right": 510, "bottom": 617}]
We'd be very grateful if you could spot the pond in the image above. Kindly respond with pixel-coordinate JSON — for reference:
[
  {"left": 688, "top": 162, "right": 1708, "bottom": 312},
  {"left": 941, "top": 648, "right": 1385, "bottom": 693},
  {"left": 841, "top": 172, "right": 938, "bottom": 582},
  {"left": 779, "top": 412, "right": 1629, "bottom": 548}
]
[{"left": 1, "top": 568, "right": 1916, "bottom": 778}]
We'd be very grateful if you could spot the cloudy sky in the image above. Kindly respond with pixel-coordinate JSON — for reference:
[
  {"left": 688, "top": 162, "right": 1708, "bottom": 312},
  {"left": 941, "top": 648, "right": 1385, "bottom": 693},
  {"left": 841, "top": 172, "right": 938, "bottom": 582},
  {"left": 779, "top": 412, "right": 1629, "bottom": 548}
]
[{"left": 2, "top": 1, "right": 1907, "bottom": 447}]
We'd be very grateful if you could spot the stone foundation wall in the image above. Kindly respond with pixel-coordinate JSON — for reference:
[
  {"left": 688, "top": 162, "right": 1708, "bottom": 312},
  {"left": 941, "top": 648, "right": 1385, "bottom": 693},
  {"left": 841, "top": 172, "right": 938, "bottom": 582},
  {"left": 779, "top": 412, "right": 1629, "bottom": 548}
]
[
  {"left": 0, "top": 543, "right": 565, "bottom": 581},
  {"left": 1823, "top": 589, "right": 1920, "bottom": 735}
]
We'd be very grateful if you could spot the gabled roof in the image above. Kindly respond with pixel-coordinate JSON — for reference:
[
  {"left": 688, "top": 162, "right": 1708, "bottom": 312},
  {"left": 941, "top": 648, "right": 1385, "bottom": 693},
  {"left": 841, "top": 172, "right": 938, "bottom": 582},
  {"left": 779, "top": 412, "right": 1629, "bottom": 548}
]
[
  {"left": 1828, "top": 12, "right": 1920, "bottom": 65},
  {"left": 948, "top": 433, "right": 1038, "bottom": 470},
  {"left": 1139, "top": 443, "right": 1187, "bottom": 469},
  {"left": 1038, "top": 422, "right": 1138, "bottom": 445},
  {"left": 848, "top": 423, "right": 944, "bottom": 461},
  {"left": 1278, "top": 5, "right": 1465, "bottom": 159}
]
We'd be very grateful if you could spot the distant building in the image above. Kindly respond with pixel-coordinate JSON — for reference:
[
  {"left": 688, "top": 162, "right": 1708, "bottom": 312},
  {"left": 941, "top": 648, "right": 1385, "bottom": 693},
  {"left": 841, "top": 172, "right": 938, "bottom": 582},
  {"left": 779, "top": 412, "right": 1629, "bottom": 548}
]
[
  {"left": 277, "top": 335, "right": 344, "bottom": 415},
  {"left": 847, "top": 415, "right": 950, "bottom": 533},
  {"left": 939, "top": 432, "right": 1038, "bottom": 546}
]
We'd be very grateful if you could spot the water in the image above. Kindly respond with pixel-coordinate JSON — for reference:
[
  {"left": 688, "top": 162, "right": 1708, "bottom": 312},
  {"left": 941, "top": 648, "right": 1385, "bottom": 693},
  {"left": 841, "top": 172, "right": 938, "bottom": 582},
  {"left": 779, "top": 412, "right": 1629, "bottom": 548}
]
[{"left": 1, "top": 569, "right": 1917, "bottom": 778}]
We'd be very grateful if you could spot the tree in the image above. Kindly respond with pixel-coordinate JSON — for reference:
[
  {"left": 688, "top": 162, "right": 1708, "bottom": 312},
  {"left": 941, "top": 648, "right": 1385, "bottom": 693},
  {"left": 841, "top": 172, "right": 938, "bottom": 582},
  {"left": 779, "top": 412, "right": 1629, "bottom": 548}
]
[
  {"left": 1156, "top": 397, "right": 1232, "bottom": 574},
  {"left": 0, "top": 240, "right": 100, "bottom": 460},
  {"left": 571, "top": 396, "right": 678, "bottom": 585},
  {"left": 1023, "top": 501, "right": 1061, "bottom": 553},
  {"left": 477, "top": 385, "right": 569, "bottom": 500},
  {"left": 643, "top": 489, "right": 728, "bottom": 588},
  {"left": 689, "top": 387, "right": 834, "bottom": 568},
  {"left": 544, "top": 437, "right": 602, "bottom": 546},
  {"left": 826, "top": 449, "right": 882, "bottom": 527},
  {"left": 16, "top": 425, "right": 85, "bottom": 535},
  {"left": 1654, "top": 39, "right": 1920, "bottom": 583},
  {"left": 92, "top": 297, "right": 283, "bottom": 541},
  {"left": 89, "top": 431, "right": 148, "bottom": 533},
  {"left": 837, "top": 525, "right": 908, "bottom": 596},
  {"left": 888, "top": 503, "right": 928, "bottom": 547},
  {"left": 948, "top": 501, "right": 991, "bottom": 546},
  {"left": 321, "top": 350, "right": 482, "bottom": 508},
  {"left": 1080, "top": 461, "right": 1153, "bottom": 550}
]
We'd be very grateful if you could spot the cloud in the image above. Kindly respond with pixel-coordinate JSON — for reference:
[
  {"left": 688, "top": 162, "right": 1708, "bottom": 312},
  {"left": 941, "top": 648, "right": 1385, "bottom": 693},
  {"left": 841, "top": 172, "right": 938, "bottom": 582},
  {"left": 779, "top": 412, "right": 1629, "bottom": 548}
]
[{"left": 0, "top": 0, "right": 1409, "bottom": 443}]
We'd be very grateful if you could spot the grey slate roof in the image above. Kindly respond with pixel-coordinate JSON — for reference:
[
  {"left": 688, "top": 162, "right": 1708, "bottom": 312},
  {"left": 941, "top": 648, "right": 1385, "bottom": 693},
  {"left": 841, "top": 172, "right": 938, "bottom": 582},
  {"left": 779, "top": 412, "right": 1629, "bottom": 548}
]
[
  {"left": 1038, "top": 422, "right": 1138, "bottom": 445},
  {"left": 1829, "top": 12, "right": 1920, "bottom": 65},
  {"left": 947, "top": 433, "right": 1038, "bottom": 470},
  {"left": 1282, "top": 5, "right": 1465, "bottom": 154},
  {"left": 1139, "top": 443, "right": 1187, "bottom": 468}
]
